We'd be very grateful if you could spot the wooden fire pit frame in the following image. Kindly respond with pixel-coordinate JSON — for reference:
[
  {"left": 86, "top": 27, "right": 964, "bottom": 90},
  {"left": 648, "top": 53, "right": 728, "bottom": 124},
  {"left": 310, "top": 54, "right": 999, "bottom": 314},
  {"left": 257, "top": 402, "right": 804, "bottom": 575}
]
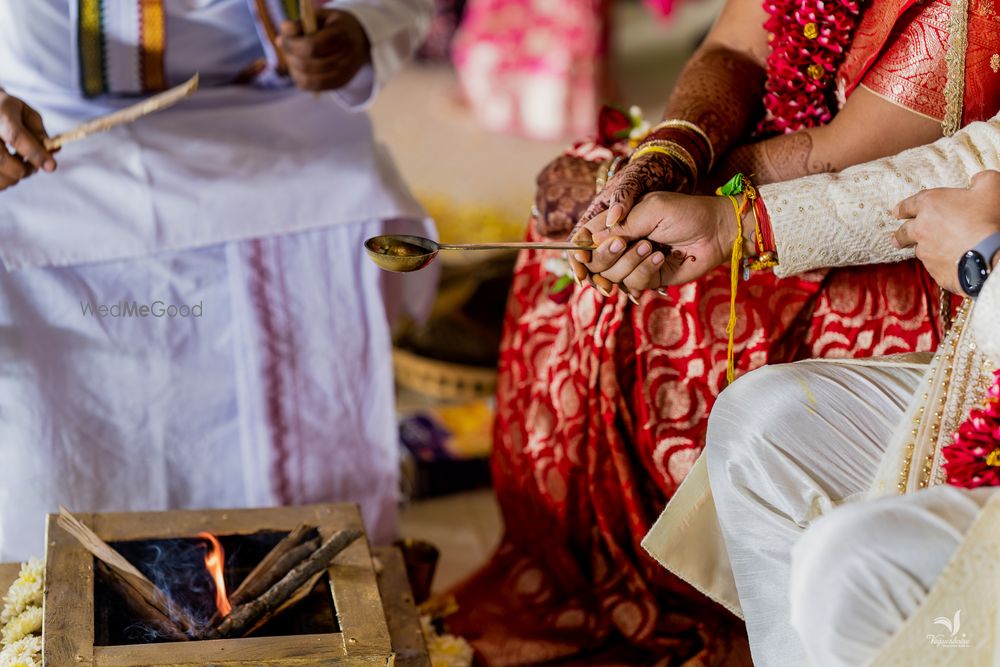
[{"left": 42, "top": 504, "right": 399, "bottom": 667}]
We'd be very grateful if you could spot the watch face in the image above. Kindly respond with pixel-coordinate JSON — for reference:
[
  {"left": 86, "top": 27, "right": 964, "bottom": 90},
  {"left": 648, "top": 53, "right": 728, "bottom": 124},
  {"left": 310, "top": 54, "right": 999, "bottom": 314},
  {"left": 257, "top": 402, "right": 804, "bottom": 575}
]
[{"left": 959, "top": 250, "right": 990, "bottom": 297}]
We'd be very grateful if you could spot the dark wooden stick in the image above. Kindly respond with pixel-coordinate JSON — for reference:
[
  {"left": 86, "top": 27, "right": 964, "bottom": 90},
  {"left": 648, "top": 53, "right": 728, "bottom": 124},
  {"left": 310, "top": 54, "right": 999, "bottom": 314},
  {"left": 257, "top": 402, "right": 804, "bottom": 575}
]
[
  {"left": 97, "top": 562, "right": 189, "bottom": 642},
  {"left": 242, "top": 570, "right": 325, "bottom": 637},
  {"left": 57, "top": 508, "right": 199, "bottom": 636},
  {"left": 198, "top": 537, "right": 321, "bottom": 636},
  {"left": 208, "top": 528, "right": 362, "bottom": 639},
  {"left": 229, "top": 524, "right": 314, "bottom": 606},
  {"left": 230, "top": 537, "right": 319, "bottom": 606}
]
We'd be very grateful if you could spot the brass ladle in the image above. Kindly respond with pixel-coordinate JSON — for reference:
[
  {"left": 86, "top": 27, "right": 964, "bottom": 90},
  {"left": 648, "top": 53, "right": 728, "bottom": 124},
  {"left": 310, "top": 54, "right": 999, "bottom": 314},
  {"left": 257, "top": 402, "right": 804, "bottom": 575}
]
[{"left": 364, "top": 234, "right": 597, "bottom": 273}]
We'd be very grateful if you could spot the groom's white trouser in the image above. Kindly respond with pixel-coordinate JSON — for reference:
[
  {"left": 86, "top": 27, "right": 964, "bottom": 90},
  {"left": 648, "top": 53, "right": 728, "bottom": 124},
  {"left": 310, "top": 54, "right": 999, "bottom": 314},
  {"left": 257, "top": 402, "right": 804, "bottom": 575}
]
[
  {"left": 702, "top": 359, "right": 987, "bottom": 666},
  {"left": 790, "top": 484, "right": 994, "bottom": 666}
]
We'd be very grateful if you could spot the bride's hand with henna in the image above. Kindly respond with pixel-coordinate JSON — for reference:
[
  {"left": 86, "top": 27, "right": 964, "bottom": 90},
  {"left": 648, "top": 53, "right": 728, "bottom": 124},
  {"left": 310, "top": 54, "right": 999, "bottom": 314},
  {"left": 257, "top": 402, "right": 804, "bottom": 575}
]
[
  {"left": 571, "top": 192, "right": 751, "bottom": 298},
  {"left": 578, "top": 151, "right": 692, "bottom": 230},
  {"left": 567, "top": 152, "right": 693, "bottom": 295},
  {"left": 533, "top": 154, "right": 606, "bottom": 239}
]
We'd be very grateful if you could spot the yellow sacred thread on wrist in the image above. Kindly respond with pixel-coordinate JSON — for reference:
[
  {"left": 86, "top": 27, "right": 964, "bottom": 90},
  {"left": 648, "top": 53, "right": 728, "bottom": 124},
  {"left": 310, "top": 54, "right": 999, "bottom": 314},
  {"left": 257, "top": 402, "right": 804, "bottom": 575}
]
[{"left": 722, "top": 193, "right": 744, "bottom": 385}]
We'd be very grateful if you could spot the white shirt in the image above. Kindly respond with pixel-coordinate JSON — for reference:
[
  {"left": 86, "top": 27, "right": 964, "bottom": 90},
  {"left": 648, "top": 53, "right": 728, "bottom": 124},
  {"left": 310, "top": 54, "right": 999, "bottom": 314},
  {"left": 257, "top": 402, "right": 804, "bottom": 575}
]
[{"left": 0, "top": 0, "right": 434, "bottom": 270}]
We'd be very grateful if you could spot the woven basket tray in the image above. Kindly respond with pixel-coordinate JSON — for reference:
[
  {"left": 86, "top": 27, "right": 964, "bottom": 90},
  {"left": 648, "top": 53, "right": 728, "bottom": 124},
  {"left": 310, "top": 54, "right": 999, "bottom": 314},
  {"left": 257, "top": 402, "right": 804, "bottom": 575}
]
[{"left": 393, "top": 348, "right": 497, "bottom": 402}]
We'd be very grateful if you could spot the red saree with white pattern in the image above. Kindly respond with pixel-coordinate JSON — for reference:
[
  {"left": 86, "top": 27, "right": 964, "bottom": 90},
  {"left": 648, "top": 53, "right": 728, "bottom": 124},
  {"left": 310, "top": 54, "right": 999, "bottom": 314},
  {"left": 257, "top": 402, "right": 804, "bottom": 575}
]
[{"left": 447, "top": 1, "right": 1000, "bottom": 664}]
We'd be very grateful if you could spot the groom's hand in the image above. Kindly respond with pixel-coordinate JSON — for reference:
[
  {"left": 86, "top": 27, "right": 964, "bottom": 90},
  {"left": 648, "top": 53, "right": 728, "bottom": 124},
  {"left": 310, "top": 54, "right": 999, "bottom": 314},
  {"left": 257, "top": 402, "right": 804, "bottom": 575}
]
[
  {"left": 570, "top": 191, "right": 746, "bottom": 297},
  {"left": 279, "top": 10, "right": 371, "bottom": 92},
  {"left": 894, "top": 170, "right": 1000, "bottom": 293}
]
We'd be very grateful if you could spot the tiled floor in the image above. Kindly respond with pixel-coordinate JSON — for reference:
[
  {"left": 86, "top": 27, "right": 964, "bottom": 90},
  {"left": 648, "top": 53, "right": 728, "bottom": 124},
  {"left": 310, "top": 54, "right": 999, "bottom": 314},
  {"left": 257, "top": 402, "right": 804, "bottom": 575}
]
[{"left": 398, "top": 489, "right": 503, "bottom": 592}]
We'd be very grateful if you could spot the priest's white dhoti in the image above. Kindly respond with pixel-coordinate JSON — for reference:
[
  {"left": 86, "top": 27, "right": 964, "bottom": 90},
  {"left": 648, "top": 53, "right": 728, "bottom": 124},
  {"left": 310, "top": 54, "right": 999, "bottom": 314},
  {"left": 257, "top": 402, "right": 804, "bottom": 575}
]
[
  {"left": 0, "top": 0, "right": 436, "bottom": 559},
  {"left": 0, "top": 219, "right": 434, "bottom": 560}
]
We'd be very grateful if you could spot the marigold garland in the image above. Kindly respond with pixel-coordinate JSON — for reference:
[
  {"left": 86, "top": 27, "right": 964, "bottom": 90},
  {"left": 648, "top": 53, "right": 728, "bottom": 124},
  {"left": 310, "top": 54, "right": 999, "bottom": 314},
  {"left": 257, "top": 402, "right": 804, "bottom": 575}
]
[
  {"left": 942, "top": 369, "right": 1000, "bottom": 488},
  {"left": 759, "top": 0, "right": 867, "bottom": 134}
]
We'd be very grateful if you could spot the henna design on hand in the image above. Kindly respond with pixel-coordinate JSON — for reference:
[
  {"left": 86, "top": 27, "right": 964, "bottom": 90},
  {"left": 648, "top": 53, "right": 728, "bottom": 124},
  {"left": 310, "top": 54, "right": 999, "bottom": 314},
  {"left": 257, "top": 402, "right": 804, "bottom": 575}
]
[
  {"left": 569, "top": 47, "right": 766, "bottom": 235},
  {"left": 534, "top": 154, "right": 603, "bottom": 238},
  {"left": 577, "top": 153, "right": 685, "bottom": 229},
  {"left": 719, "top": 131, "right": 836, "bottom": 185}
]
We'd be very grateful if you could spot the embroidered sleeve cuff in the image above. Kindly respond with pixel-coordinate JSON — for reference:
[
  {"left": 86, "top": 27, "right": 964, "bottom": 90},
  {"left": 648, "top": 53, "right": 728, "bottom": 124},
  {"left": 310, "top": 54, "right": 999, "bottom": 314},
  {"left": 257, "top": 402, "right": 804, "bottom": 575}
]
[{"left": 760, "top": 113, "right": 1000, "bottom": 278}]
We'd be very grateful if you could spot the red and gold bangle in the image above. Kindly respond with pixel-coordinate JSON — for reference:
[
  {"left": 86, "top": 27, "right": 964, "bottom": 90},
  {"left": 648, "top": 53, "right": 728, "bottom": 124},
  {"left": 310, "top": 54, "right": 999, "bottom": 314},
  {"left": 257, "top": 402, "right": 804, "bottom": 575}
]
[
  {"left": 638, "top": 129, "right": 710, "bottom": 175},
  {"left": 741, "top": 181, "right": 779, "bottom": 274},
  {"left": 648, "top": 119, "right": 715, "bottom": 171}
]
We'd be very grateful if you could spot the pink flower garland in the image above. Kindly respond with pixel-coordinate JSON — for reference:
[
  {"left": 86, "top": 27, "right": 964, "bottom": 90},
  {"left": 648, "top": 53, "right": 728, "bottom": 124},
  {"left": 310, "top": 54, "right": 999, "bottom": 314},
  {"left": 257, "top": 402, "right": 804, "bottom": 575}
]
[
  {"left": 759, "top": 0, "right": 866, "bottom": 134},
  {"left": 942, "top": 370, "right": 1000, "bottom": 489}
]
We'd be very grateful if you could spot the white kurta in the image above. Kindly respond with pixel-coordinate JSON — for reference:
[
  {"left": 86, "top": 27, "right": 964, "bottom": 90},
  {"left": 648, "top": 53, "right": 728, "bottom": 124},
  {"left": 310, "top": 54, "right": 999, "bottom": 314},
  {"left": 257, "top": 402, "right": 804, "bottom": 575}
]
[
  {"left": 0, "top": 0, "right": 435, "bottom": 559},
  {"left": 0, "top": 0, "right": 434, "bottom": 269}
]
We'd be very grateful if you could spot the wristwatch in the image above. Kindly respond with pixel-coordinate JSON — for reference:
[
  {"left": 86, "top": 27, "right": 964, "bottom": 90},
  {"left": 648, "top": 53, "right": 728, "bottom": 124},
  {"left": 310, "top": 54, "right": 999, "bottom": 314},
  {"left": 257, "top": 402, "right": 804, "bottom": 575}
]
[{"left": 957, "top": 231, "right": 1000, "bottom": 297}]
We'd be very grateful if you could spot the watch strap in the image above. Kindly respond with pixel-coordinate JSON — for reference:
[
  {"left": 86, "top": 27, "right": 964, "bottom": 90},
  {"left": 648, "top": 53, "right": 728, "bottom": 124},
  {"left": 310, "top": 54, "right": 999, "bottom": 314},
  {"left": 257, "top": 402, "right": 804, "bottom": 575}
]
[
  {"left": 959, "top": 230, "right": 1000, "bottom": 297},
  {"left": 972, "top": 231, "right": 1000, "bottom": 267}
]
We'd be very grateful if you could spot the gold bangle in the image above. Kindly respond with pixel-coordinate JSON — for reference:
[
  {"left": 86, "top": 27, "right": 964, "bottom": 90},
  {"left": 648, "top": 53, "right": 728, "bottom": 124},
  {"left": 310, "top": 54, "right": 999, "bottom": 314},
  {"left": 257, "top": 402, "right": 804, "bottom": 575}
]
[
  {"left": 606, "top": 155, "right": 624, "bottom": 180},
  {"left": 638, "top": 140, "right": 698, "bottom": 179},
  {"left": 650, "top": 119, "right": 716, "bottom": 171},
  {"left": 630, "top": 143, "right": 698, "bottom": 184},
  {"left": 595, "top": 158, "right": 612, "bottom": 193}
]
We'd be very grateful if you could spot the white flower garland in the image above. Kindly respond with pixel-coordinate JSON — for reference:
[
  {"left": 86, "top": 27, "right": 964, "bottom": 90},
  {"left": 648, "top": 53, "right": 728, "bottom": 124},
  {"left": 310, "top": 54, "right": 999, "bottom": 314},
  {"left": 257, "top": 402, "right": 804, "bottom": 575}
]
[
  {"left": 0, "top": 559, "right": 44, "bottom": 667},
  {"left": 421, "top": 616, "right": 473, "bottom": 667}
]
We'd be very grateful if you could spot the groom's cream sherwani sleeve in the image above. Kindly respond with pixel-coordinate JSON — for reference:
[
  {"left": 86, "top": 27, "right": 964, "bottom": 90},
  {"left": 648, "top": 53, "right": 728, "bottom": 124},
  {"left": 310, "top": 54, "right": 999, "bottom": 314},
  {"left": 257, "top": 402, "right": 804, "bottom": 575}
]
[
  {"left": 758, "top": 112, "right": 1000, "bottom": 277},
  {"left": 642, "top": 112, "right": 1000, "bottom": 620}
]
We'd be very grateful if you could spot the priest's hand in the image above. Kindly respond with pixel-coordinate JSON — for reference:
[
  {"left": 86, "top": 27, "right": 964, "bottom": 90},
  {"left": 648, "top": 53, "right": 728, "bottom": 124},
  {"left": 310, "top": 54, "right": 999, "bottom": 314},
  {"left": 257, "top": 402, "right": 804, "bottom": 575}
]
[
  {"left": 279, "top": 10, "right": 372, "bottom": 92},
  {"left": 893, "top": 170, "right": 1000, "bottom": 293},
  {"left": 0, "top": 91, "right": 56, "bottom": 191},
  {"left": 569, "top": 191, "right": 749, "bottom": 299}
]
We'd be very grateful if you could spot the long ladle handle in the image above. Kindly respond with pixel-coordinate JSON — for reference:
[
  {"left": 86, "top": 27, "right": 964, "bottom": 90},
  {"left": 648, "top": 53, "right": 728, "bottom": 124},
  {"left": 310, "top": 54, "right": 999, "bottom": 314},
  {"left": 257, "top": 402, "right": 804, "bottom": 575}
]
[{"left": 436, "top": 242, "right": 597, "bottom": 251}]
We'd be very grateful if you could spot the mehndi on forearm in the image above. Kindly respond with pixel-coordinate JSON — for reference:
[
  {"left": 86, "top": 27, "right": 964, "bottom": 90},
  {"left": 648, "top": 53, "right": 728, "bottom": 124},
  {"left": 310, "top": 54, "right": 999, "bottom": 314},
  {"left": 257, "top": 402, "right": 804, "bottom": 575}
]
[
  {"left": 662, "top": 46, "right": 767, "bottom": 161},
  {"left": 719, "top": 131, "right": 835, "bottom": 185}
]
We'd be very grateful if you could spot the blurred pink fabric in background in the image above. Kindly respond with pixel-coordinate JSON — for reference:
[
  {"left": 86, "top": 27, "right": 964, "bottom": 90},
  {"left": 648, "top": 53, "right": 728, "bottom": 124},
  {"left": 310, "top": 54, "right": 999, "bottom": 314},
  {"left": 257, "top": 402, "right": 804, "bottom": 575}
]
[
  {"left": 453, "top": 0, "right": 609, "bottom": 140},
  {"left": 452, "top": 0, "right": 678, "bottom": 140}
]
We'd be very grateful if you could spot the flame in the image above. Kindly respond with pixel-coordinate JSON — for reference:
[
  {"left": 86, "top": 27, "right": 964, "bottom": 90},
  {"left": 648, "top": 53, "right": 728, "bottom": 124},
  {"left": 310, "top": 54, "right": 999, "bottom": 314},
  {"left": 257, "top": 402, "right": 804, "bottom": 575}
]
[{"left": 197, "top": 532, "right": 232, "bottom": 617}]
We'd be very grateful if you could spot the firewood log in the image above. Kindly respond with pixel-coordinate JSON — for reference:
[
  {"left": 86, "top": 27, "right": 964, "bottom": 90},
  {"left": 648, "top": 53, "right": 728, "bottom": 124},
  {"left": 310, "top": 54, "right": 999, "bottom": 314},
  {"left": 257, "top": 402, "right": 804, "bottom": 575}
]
[
  {"left": 57, "top": 508, "right": 199, "bottom": 637},
  {"left": 231, "top": 537, "right": 320, "bottom": 607},
  {"left": 96, "top": 562, "right": 189, "bottom": 642},
  {"left": 242, "top": 570, "right": 326, "bottom": 637},
  {"left": 44, "top": 76, "right": 198, "bottom": 150},
  {"left": 300, "top": 0, "right": 318, "bottom": 34},
  {"left": 229, "top": 524, "right": 316, "bottom": 607},
  {"left": 208, "top": 528, "right": 362, "bottom": 639}
]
